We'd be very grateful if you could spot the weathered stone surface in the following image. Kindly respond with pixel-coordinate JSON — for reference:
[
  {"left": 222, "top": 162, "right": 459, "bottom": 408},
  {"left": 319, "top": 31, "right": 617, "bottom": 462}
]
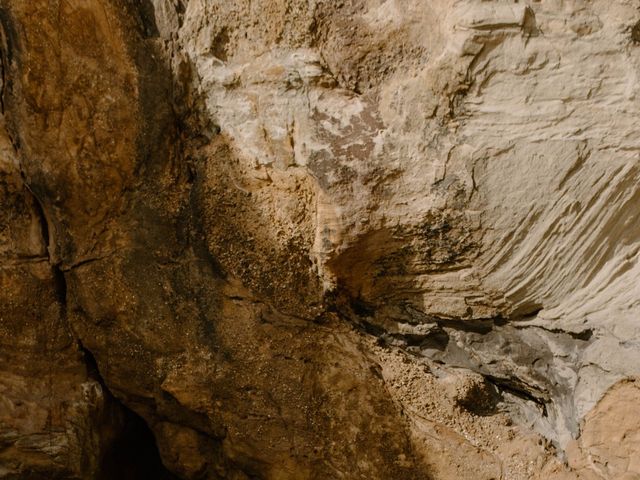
[
  {"left": 1, "top": 0, "right": 639, "bottom": 479},
  {"left": 566, "top": 378, "right": 640, "bottom": 479}
]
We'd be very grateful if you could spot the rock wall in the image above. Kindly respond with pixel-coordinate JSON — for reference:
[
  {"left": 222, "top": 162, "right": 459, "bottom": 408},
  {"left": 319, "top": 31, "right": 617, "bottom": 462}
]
[{"left": 1, "top": 1, "right": 639, "bottom": 479}]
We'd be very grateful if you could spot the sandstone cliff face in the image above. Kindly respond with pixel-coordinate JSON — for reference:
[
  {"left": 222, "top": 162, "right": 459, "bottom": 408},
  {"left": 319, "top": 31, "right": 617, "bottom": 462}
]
[{"left": 1, "top": 1, "right": 639, "bottom": 479}]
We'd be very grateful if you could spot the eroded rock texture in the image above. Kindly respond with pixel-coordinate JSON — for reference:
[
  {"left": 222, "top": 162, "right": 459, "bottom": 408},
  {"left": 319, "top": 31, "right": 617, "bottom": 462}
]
[{"left": 1, "top": 1, "right": 639, "bottom": 479}]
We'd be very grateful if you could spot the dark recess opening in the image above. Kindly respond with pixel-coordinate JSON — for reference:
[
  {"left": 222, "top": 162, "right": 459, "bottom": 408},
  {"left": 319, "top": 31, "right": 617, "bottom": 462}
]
[
  {"left": 82, "top": 348, "right": 179, "bottom": 480},
  {"left": 97, "top": 407, "right": 179, "bottom": 480}
]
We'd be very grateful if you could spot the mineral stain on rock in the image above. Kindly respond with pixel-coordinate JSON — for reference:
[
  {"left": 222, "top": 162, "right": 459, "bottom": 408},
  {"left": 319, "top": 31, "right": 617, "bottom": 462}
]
[
  {"left": 632, "top": 20, "right": 640, "bottom": 43},
  {"left": 1, "top": 1, "right": 640, "bottom": 479}
]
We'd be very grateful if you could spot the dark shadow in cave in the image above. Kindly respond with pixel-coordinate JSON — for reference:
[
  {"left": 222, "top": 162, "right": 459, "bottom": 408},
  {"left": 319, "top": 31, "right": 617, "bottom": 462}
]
[
  {"left": 97, "top": 406, "right": 179, "bottom": 480},
  {"left": 81, "top": 347, "right": 179, "bottom": 480}
]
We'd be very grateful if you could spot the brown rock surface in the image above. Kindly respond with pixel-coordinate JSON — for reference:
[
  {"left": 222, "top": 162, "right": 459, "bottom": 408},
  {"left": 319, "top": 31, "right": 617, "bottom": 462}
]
[{"left": 0, "top": 1, "right": 639, "bottom": 479}]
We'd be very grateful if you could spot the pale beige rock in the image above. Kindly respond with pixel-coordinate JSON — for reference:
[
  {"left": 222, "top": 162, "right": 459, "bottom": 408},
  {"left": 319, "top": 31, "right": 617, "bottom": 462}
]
[
  {"left": 164, "top": 0, "right": 640, "bottom": 448},
  {"left": 566, "top": 379, "right": 640, "bottom": 479}
]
